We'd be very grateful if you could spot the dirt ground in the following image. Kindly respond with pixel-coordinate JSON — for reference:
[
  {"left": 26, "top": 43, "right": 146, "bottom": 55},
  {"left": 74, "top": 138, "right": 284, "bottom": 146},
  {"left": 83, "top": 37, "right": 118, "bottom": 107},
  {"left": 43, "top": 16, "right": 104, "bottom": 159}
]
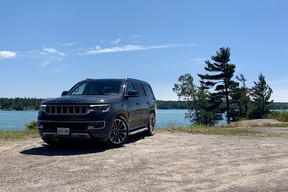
[{"left": 1, "top": 123, "right": 288, "bottom": 192}]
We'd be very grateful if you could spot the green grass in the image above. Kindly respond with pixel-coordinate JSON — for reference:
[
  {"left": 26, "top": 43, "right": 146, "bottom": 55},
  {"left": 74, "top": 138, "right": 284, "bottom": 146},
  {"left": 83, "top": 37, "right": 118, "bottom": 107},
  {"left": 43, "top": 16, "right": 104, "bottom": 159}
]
[
  {"left": 0, "top": 129, "right": 39, "bottom": 140},
  {"left": 0, "top": 120, "right": 38, "bottom": 140},
  {"left": 267, "top": 110, "right": 288, "bottom": 122},
  {"left": 165, "top": 125, "right": 256, "bottom": 136},
  {"left": 260, "top": 123, "right": 288, "bottom": 128},
  {"left": 1, "top": 119, "right": 288, "bottom": 140}
]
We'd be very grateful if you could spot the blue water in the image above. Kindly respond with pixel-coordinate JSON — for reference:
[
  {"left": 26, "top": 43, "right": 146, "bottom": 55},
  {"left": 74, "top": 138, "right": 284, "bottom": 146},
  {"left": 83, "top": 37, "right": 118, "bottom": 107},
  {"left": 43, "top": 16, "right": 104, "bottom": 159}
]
[
  {"left": 157, "top": 109, "right": 190, "bottom": 128},
  {"left": 0, "top": 111, "right": 38, "bottom": 131},
  {"left": 0, "top": 109, "right": 190, "bottom": 131}
]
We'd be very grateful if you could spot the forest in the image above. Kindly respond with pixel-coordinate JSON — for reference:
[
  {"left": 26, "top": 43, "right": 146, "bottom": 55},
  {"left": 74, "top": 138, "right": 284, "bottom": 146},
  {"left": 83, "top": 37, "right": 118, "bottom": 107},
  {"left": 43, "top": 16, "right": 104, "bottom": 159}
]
[
  {"left": 0, "top": 97, "right": 43, "bottom": 110},
  {"left": 0, "top": 97, "right": 287, "bottom": 111}
]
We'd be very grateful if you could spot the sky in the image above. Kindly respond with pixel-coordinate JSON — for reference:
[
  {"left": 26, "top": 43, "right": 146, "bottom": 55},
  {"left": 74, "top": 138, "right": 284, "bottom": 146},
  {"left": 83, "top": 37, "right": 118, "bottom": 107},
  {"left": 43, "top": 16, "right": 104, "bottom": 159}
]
[{"left": 0, "top": 0, "right": 287, "bottom": 102}]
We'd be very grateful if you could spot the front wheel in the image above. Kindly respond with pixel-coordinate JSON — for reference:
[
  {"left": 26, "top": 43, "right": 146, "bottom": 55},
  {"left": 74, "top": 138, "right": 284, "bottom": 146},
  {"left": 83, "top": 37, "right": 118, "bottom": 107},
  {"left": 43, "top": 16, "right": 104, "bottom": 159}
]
[
  {"left": 146, "top": 113, "right": 156, "bottom": 136},
  {"left": 107, "top": 116, "right": 129, "bottom": 147}
]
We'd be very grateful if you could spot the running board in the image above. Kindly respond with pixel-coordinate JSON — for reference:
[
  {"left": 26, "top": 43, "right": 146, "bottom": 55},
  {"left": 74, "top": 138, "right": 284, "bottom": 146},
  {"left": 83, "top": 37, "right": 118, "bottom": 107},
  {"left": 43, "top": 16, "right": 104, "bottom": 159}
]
[{"left": 129, "top": 127, "right": 148, "bottom": 136}]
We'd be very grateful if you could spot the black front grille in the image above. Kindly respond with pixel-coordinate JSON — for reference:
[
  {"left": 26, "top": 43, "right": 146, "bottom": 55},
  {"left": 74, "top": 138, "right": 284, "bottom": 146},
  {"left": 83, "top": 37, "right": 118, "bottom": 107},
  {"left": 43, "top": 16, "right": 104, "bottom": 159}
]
[{"left": 46, "top": 105, "right": 88, "bottom": 115}]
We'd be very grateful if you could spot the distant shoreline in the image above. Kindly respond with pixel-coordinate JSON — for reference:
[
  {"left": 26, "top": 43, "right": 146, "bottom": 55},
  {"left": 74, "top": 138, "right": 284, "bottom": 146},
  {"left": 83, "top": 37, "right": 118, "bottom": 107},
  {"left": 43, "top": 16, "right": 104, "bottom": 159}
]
[{"left": 0, "top": 109, "right": 38, "bottom": 111}]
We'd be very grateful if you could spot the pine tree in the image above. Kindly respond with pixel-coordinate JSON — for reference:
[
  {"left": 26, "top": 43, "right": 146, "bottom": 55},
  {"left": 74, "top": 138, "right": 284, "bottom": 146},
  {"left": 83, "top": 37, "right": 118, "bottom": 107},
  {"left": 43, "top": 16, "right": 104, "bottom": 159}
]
[
  {"left": 248, "top": 73, "right": 273, "bottom": 118},
  {"left": 236, "top": 73, "right": 250, "bottom": 116},
  {"left": 198, "top": 47, "right": 238, "bottom": 124}
]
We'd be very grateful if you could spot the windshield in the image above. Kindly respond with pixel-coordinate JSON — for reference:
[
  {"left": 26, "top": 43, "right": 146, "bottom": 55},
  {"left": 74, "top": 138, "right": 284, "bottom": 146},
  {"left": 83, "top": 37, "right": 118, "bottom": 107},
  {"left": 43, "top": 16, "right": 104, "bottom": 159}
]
[{"left": 68, "top": 80, "right": 124, "bottom": 96}]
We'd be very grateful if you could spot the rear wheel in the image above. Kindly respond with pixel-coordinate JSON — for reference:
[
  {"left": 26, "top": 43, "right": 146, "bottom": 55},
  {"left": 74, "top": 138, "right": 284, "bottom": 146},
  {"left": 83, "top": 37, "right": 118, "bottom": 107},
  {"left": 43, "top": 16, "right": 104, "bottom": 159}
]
[
  {"left": 107, "top": 116, "right": 129, "bottom": 147},
  {"left": 146, "top": 112, "right": 156, "bottom": 136}
]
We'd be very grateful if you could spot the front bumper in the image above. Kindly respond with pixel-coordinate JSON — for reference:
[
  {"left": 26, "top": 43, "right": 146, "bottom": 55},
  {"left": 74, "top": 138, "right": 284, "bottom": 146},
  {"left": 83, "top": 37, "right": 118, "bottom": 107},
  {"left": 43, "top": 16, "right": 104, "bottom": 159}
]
[{"left": 37, "top": 110, "right": 114, "bottom": 141}]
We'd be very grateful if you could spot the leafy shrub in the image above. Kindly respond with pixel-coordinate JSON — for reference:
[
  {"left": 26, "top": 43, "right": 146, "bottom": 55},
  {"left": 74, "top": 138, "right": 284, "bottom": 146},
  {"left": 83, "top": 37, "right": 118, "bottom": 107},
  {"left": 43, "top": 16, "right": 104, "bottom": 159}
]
[
  {"left": 276, "top": 111, "right": 288, "bottom": 122},
  {"left": 267, "top": 111, "right": 281, "bottom": 119},
  {"left": 267, "top": 110, "right": 288, "bottom": 122},
  {"left": 25, "top": 120, "right": 37, "bottom": 130}
]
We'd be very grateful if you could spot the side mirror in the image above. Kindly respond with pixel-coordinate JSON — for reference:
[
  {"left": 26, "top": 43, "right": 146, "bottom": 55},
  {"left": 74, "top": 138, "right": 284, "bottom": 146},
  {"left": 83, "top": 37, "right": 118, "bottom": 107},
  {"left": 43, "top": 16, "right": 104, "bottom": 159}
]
[
  {"left": 126, "top": 90, "right": 139, "bottom": 97},
  {"left": 61, "top": 91, "right": 69, "bottom": 96}
]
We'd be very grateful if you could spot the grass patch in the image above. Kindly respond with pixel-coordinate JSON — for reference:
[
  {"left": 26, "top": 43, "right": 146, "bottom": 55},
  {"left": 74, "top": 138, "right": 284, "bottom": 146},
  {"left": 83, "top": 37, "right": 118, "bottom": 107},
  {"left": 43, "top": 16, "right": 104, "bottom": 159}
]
[
  {"left": 0, "top": 129, "right": 38, "bottom": 140},
  {"left": 267, "top": 110, "right": 288, "bottom": 122},
  {"left": 0, "top": 120, "right": 38, "bottom": 140},
  {"left": 165, "top": 125, "right": 256, "bottom": 136},
  {"left": 260, "top": 123, "right": 288, "bottom": 128},
  {"left": 2, "top": 119, "right": 288, "bottom": 140},
  {"left": 165, "top": 120, "right": 288, "bottom": 136}
]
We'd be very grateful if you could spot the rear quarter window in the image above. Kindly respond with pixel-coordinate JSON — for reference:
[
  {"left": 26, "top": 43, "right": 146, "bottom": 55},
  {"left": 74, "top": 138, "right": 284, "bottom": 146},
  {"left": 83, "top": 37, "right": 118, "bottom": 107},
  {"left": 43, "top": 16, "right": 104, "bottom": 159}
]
[
  {"left": 133, "top": 82, "right": 146, "bottom": 97},
  {"left": 143, "top": 84, "right": 155, "bottom": 99}
]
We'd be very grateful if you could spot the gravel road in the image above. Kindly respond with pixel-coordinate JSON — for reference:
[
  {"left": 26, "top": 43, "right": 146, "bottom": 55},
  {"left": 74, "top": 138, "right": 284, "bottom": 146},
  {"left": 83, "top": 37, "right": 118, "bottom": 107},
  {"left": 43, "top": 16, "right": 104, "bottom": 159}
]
[{"left": 1, "top": 128, "right": 288, "bottom": 192}]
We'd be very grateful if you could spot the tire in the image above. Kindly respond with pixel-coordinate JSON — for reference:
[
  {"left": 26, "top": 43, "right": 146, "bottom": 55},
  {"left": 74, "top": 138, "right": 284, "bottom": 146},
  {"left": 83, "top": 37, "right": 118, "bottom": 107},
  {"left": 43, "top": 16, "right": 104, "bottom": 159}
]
[
  {"left": 146, "top": 112, "right": 156, "bottom": 136},
  {"left": 107, "top": 116, "right": 129, "bottom": 147}
]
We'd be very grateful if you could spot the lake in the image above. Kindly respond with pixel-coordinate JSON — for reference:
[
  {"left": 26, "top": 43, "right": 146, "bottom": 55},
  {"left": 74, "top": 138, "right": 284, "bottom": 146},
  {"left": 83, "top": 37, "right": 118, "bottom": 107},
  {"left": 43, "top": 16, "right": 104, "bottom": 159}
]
[{"left": 0, "top": 109, "right": 191, "bottom": 131}]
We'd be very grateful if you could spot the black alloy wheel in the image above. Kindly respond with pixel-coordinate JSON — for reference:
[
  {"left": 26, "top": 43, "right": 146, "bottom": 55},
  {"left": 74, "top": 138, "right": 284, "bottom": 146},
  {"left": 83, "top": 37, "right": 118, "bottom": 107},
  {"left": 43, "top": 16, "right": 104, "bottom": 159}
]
[
  {"left": 107, "top": 116, "right": 129, "bottom": 147},
  {"left": 146, "top": 112, "right": 156, "bottom": 136}
]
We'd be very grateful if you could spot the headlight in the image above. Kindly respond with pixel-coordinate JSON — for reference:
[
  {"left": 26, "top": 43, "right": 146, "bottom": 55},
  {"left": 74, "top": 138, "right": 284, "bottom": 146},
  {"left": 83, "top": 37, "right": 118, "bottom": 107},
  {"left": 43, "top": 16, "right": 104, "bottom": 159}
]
[
  {"left": 88, "top": 104, "right": 110, "bottom": 112},
  {"left": 40, "top": 104, "right": 46, "bottom": 110}
]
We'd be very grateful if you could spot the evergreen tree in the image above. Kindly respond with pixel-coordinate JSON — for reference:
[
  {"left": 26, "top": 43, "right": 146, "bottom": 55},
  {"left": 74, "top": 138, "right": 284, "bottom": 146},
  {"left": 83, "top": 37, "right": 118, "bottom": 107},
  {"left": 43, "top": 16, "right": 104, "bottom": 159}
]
[
  {"left": 236, "top": 73, "right": 250, "bottom": 116},
  {"left": 230, "top": 73, "right": 251, "bottom": 120},
  {"left": 248, "top": 73, "right": 273, "bottom": 118},
  {"left": 198, "top": 47, "right": 238, "bottom": 124},
  {"left": 193, "top": 86, "right": 223, "bottom": 126}
]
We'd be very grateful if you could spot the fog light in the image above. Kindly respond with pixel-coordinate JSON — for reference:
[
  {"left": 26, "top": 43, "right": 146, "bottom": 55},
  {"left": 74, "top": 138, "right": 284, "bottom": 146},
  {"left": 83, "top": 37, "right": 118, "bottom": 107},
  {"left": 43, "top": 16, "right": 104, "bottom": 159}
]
[
  {"left": 87, "top": 121, "right": 105, "bottom": 129},
  {"left": 87, "top": 125, "right": 96, "bottom": 130}
]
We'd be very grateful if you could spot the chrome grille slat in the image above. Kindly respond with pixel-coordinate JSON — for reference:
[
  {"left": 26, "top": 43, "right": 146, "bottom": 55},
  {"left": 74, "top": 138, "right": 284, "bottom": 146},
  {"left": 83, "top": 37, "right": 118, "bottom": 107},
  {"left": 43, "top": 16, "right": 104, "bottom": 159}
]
[{"left": 45, "top": 105, "right": 87, "bottom": 115}]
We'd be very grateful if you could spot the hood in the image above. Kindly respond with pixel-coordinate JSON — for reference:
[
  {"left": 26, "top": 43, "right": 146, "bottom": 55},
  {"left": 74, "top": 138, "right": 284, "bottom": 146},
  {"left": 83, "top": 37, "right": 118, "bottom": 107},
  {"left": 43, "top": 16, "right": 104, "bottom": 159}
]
[{"left": 42, "top": 95, "right": 120, "bottom": 105}]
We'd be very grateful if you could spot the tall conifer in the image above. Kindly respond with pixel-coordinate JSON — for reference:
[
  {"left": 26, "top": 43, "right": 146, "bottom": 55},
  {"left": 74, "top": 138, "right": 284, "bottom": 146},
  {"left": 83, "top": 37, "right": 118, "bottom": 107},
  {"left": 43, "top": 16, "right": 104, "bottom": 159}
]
[{"left": 198, "top": 47, "right": 238, "bottom": 124}]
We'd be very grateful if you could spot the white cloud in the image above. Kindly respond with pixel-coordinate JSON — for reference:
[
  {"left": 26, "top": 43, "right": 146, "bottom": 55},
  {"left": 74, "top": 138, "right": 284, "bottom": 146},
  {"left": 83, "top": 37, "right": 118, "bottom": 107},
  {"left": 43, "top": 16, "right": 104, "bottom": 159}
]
[
  {"left": 130, "top": 35, "right": 143, "bottom": 43},
  {"left": 111, "top": 38, "right": 121, "bottom": 45},
  {"left": 43, "top": 48, "right": 65, "bottom": 56},
  {"left": 43, "top": 48, "right": 57, "bottom": 53},
  {"left": 0, "top": 51, "right": 16, "bottom": 58},
  {"left": 61, "top": 42, "right": 79, "bottom": 47},
  {"left": 40, "top": 61, "right": 51, "bottom": 67},
  {"left": 85, "top": 44, "right": 196, "bottom": 55},
  {"left": 188, "top": 57, "right": 208, "bottom": 65}
]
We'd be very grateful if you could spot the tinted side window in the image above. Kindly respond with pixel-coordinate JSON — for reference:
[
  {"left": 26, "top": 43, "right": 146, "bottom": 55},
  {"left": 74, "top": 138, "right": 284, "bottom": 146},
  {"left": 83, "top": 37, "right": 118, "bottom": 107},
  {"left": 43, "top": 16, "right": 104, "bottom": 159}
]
[
  {"left": 125, "top": 82, "right": 135, "bottom": 94},
  {"left": 133, "top": 82, "right": 145, "bottom": 97},
  {"left": 143, "top": 84, "right": 155, "bottom": 99}
]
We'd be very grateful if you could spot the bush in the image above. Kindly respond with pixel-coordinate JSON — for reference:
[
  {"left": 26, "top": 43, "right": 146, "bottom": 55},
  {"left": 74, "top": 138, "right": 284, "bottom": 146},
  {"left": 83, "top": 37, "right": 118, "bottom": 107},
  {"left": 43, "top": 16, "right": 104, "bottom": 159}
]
[
  {"left": 25, "top": 120, "right": 37, "bottom": 130},
  {"left": 267, "top": 110, "right": 288, "bottom": 122},
  {"left": 276, "top": 111, "right": 288, "bottom": 122}
]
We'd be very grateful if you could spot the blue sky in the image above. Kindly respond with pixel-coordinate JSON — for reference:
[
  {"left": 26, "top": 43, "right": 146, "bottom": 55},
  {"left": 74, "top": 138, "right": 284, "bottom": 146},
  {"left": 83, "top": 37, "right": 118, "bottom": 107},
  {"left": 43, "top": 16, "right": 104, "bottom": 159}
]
[{"left": 0, "top": 0, "right": 287, "bottom": 101}]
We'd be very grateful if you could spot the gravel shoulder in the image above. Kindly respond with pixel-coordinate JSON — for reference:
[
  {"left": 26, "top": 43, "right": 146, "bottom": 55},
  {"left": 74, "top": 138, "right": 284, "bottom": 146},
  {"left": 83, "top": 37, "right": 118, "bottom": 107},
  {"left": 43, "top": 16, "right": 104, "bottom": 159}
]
[{"left": 1, "top": 121, "right": 288, "bottom": 192}]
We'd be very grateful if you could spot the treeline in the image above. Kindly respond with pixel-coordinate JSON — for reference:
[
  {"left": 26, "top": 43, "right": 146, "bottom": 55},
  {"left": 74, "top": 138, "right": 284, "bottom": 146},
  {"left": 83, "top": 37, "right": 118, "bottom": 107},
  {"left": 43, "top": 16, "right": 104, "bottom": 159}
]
[
  {"left": 271, "top": 102, "right": 288, "bottom": 110},
  {"left": 157, "top": 100, "right": 288, "bottom": 110},
  {"left": 1, "top": 98, "right": 187, "bottom": 110},
  {"left": 0, "top": 97, "right": 44, "bottom": 110},
  {"left": 157, "top": 100, "right": 189, "bottom": 109},
  {"left": 0, "top": 97, "right": 287, "bottom": 111}
]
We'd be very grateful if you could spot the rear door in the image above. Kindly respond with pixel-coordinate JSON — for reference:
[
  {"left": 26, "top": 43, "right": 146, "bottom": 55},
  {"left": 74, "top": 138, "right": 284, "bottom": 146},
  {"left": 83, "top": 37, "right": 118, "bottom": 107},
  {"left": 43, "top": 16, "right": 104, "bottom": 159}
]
[
  {"left": 125, "top": 81, "right": 141, "bottom": 128},
  {"left": 133, "top": 82, "right": 149, "bottom": 126}
]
